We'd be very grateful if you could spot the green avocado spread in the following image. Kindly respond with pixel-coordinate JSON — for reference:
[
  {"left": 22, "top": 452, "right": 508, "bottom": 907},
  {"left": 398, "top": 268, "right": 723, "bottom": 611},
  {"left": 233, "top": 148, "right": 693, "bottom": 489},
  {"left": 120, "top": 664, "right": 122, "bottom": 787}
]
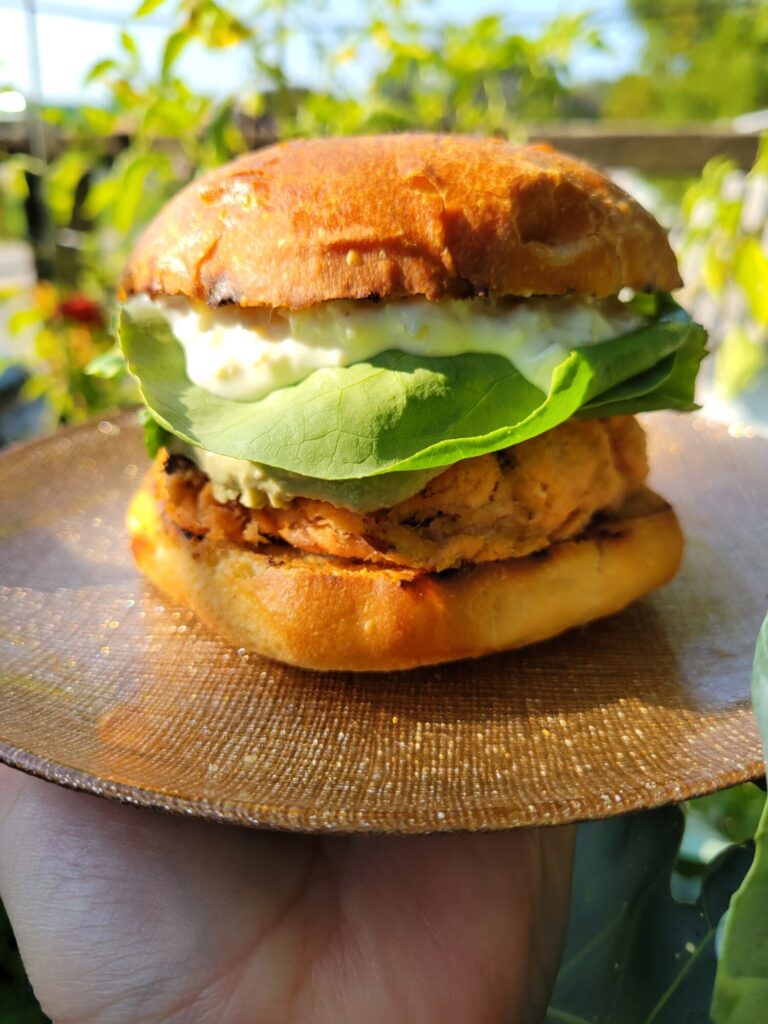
[{"left": 173, "top": 442, "right": 442, "bottom": 513}]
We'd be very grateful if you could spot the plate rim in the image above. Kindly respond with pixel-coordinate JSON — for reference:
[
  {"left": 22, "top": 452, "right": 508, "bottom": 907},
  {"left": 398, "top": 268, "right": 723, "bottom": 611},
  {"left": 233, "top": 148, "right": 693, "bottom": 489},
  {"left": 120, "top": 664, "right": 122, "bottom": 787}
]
[{"left": 0, "top": 739, "right": 762, "bottom": 834}]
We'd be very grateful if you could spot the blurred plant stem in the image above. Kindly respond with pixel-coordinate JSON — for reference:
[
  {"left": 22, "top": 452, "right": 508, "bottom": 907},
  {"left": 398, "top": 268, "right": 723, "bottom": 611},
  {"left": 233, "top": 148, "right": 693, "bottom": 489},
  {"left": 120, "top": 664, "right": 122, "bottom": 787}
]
[{"left": 21, "top": 0, "right": 54, "bottom": 280}]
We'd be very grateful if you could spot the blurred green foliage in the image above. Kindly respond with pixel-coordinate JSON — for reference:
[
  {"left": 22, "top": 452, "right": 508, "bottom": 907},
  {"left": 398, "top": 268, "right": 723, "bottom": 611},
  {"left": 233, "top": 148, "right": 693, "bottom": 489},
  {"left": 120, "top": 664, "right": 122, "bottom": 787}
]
[
  {"left": 3, "top": 0, "right": 767, "bottom": 426},
  {"left": 679, "top": 137, "right": 768, "bottom": 399},
  {"left": 0, "top": 158, "right": 30, "bottom": 240},
  {"left": 677, "top": 784, "right": 767, "bottom": 902},
  {"left": 4, "top": 282, "right": 136, "bottom": 423},
  {"left": 606, "top": 0, "right": 768, "bottom": 121},
  {"left": 1, "top": 0, "right": 599, "bottom": 426},
  {"left": 547, "top": 805, "right": 755, "bottom": 1024},
  {"left": 288, "top": 10, "right": 602, "bottom": 136},
  {"left": 710, "top": 618, "right": 768, "bottom": 1022}
]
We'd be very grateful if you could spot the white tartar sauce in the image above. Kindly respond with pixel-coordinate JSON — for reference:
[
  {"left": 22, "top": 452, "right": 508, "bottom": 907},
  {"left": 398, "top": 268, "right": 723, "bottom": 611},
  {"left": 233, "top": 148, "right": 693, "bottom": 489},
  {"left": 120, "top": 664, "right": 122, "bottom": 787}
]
[{"left": 128, "top": 294, "right": 644, "bottom": 401}]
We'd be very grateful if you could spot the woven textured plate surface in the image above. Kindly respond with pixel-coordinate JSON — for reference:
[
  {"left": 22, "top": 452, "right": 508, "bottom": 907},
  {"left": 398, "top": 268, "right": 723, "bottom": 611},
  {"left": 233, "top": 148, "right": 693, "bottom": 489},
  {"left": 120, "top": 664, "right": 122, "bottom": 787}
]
[{"left": 0, "top": 412, "right": 764, "bottom": 833}]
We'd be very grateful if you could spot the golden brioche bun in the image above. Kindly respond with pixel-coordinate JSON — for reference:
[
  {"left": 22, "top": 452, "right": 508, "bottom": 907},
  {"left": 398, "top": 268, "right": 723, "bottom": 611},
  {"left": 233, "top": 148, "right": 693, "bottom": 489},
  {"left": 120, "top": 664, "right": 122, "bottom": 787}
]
[
  {"left": 128, "top": 481, "right": 683, "bottom": 672},
  {"left": 120, "top": 134, "right": 681, "bottom": 309}
]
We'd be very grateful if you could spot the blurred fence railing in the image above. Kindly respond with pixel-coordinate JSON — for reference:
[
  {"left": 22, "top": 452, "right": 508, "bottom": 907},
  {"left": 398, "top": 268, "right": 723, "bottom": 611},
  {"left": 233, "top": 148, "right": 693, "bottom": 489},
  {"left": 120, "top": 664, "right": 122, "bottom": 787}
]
[
  {"left": 1, "top": 120, "right": 762, "bottom": 174},
  {"left": 527, "top": 122, "right": 761, "bottom": 173}
]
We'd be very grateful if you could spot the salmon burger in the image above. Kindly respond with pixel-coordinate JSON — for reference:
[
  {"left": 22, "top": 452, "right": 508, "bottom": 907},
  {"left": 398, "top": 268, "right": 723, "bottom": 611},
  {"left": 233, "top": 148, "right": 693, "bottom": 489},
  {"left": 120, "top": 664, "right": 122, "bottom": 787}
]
[{"left": 118, "top": 134, "right": 706, "bottom": 670}]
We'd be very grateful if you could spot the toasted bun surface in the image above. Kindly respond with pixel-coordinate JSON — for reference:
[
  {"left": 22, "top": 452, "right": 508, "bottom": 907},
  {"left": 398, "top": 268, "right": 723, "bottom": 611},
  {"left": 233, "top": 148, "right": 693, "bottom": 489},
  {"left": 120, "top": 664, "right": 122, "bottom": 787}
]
[
  {"left": 128, "top": 481, "right": 683, "bottom": 672},
  {"left": 120, "top": 135, "right": 681, "bottom": 309}
]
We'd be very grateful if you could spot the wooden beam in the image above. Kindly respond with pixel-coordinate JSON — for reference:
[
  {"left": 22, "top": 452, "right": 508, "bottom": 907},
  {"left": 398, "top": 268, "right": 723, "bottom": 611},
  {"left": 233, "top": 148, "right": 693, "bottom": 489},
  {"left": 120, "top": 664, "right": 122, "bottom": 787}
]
[
  {"left": 1, "top": 121, "right": 762, "bottom": 174},
  {"left": 526, "top": 124, "right": 761, "bottom": 173}
]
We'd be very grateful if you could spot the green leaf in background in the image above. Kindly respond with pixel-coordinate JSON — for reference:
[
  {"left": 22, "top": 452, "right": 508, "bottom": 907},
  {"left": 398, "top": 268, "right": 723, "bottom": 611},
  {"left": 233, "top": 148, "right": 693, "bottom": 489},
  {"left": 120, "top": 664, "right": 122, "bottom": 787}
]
[
  {"left": 120, "top": 31, "right": 139, "bottom": 59},
  {"left": 45, "top": 150, "right": 92, "bottom": 228},
  {"left": 84, "top": 58, "right": 119, "bottom": 85},
  {"left": 82, "top": 175, "right": 120, "bottom": 221},
  {"left": 677, "top": 784, "right": 766, "bottom": 904},
  {"left": 84, "top": 346, "right": 126, "bottom": 380},
  {"left": 113, "top": 155, "right": 154, "bottom": 233},
  {"left": 711, "top": 615, "right": 768, "bottom": 1023},
  {"left": 134, "top": 0, "right": 167, "bottom": 17},
  {"left": 162, "top": 30, "right": 190, "bottom": 80},
  {"left": 546, "top": 807, "right": 754, "bottom": 1024},
  {"left": 8, "top": 307, "right": 44, "bottom": 336},
  {"left": 188, "top": 0, "right": 252, "bottom": 48},
  {"left": 80, "top": 104, "right": 118, "bottom": 137},
  {"left": 734, "top": 239, "right": 768, "bottom": 328},
  {"left": 107, "top": 150, "right": 175, "bottom": 234},
  {"left": 204, "top": 99, "right": 246, "bottom": 165},
  {"left": 119, "top": 305, "right": 705, "bottom": 480},
  {"left": 679, "top": 138, "right": 768, "bottom": 416},
  {"left": 714, "top": 330, "right": 768, "bottom": 401}
]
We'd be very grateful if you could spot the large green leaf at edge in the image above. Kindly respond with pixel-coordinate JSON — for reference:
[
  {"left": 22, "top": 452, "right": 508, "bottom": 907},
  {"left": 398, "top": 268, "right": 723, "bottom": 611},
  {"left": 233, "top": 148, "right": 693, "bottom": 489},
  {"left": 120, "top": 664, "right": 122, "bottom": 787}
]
[
  {"left": 545, "top": 808, "right": 754, "bottom": 1024},
  {"left": 119, "top": 304, "right": 705, "bottom": 480},
  {"left": 711, "top": 614, "right": 768, "bottom": 1023}
]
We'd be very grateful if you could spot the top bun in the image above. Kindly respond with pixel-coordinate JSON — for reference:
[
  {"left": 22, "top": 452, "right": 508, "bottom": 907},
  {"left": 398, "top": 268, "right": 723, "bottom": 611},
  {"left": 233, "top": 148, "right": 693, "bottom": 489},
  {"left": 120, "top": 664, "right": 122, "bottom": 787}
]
[{"left": 120, "top": 134, "right": 682, "bottom": 310}]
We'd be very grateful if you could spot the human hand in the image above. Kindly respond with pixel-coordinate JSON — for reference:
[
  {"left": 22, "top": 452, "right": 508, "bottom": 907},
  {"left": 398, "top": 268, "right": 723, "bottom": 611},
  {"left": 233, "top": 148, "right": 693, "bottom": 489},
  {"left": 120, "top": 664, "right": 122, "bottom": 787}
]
[{"left": 0, "top": 766, "right": 574, "bottom": 1024}]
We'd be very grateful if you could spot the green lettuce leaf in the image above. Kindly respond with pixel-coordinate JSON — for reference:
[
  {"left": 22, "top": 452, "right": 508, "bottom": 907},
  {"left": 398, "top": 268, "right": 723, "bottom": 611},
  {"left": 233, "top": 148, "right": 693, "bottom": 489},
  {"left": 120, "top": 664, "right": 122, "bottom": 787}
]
[{"left": 119, "top": 303, "right": 706, "bottom": 480}]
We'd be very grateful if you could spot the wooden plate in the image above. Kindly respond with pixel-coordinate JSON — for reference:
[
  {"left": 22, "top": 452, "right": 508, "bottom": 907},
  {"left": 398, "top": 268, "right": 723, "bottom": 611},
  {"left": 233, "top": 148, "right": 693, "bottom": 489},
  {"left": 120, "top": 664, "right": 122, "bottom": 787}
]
[{"left": 0, "top": 412, "right": 763, "bottom": 833}]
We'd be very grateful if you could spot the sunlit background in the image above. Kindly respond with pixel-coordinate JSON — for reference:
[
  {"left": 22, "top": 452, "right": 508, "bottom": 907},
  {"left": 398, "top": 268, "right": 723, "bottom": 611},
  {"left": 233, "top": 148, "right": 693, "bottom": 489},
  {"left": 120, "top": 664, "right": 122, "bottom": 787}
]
[
  {"left": 1, "top": 0, "right": 767, "bottom": 446},
  {"left": 1, "top": 0, "right": 643, "bottom": 102}
]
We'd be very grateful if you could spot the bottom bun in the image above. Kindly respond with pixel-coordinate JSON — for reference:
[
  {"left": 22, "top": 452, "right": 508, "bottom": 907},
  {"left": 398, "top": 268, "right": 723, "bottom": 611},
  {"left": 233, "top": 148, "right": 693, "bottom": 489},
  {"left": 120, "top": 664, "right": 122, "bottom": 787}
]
[{"left": 128, "top": 481, "right": 684, "bottom": 672}]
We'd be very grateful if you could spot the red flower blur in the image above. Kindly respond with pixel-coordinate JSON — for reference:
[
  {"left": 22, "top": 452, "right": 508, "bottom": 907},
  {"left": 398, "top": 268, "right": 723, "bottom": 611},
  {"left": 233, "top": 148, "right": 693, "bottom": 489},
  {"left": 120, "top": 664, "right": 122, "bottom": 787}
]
[{"left": 57, "top": 294, "right": 105, "bottom": 328}]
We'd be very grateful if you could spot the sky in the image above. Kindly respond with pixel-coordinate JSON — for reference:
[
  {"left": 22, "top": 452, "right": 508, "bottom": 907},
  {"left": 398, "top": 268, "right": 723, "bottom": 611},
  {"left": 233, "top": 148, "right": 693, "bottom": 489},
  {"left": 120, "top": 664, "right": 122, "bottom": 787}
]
[{"left": 0, "top": 0, "right": 644, "bottom": 107}]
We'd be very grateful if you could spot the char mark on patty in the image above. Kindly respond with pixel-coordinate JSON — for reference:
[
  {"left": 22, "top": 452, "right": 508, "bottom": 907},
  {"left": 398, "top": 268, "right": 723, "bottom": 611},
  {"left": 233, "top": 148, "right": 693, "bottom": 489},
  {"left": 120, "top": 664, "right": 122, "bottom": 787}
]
[{"left": 164, "top": 453, "right": 196, "bottom": 476}]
